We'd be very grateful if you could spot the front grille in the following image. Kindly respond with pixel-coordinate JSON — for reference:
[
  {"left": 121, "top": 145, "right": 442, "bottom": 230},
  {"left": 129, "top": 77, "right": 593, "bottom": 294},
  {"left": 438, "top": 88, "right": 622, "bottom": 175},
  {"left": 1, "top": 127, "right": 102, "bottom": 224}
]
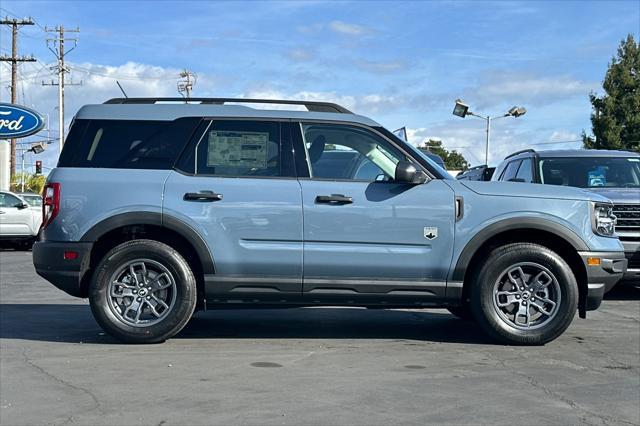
[
  {"left": 614, "top": 204, "right": 640, "bottom": 242},
  {"left": 625, "top": 251, "right": 640, "bottom": 269}
]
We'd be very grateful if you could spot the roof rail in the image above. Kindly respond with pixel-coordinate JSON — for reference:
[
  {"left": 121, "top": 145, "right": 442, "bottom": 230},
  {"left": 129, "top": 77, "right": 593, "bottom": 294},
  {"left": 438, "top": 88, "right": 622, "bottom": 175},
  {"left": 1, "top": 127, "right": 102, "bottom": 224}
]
[
  {"left": 103, "top": 98, "right": 353, "bottom": 114},
  {"left": 504, "top": 148, "right": 536, "bottom": 160}
]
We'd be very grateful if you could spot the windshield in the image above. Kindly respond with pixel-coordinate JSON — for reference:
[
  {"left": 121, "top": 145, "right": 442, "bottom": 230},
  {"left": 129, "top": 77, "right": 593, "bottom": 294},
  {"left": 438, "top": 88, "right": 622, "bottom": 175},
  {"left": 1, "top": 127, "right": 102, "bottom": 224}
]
[
  {"left": 21, "top": 195, "right": 42, "bottom": 207},
  {"left": 539, "top": 157, "right": 640, "bottom": 188}
]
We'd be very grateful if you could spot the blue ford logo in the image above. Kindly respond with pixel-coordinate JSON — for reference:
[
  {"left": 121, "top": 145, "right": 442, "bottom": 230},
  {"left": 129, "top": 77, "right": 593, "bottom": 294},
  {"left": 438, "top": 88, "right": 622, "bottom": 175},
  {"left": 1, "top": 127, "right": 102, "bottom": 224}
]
[{"left": 0, "top": 103, "right": 45, "bottom": 139}]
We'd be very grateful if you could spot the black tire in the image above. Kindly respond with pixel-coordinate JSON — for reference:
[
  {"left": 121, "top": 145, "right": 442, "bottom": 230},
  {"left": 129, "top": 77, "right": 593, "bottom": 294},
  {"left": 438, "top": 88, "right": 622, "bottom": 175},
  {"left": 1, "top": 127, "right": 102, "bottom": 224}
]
[
  {"left": 89, "top": 239, "right": 197, "bottom": 344},
  {"left": 470, "top": 243, "right": 578, "bottom": 345},
  {"left": 447, "top": 305, "right": 474, "bottom": 321}
]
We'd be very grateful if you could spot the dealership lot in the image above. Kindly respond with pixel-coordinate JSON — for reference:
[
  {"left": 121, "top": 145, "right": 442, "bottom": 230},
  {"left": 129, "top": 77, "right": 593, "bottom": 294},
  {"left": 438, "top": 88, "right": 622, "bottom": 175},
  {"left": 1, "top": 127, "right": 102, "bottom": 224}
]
[{"left": 1, "top": 250, "right": 638, "bottom": 426}]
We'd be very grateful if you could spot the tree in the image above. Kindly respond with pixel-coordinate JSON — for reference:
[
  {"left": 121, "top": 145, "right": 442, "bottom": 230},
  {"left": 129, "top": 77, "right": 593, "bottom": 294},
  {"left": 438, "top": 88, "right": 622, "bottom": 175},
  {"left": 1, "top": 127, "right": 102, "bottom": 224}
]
[
  {"left": 418, "top": 139, "right": 469, "bottom": 171},
  {"left": 10, "top": 172, "right": 46, "bottom": 194},
  {"left": 583, "top": 34, "right": 640, "bottom": 152}
]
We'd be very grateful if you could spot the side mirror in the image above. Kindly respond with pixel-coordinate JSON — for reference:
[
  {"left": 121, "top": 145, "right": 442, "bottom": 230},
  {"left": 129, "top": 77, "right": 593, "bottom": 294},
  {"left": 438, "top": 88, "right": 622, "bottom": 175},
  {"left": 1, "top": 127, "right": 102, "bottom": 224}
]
[
  {"left": 15, "top": 202, "right": 29, "bottom": 210},
  {"left": 395, "top": 161, "right": 427, "bottom": 184}
]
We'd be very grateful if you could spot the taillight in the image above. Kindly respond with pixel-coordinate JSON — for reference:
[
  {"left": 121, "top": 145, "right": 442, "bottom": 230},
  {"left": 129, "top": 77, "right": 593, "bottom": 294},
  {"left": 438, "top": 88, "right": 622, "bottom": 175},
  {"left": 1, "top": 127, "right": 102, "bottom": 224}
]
[{"left": 42, "top": 182, "right": 61, "bottom": 229}]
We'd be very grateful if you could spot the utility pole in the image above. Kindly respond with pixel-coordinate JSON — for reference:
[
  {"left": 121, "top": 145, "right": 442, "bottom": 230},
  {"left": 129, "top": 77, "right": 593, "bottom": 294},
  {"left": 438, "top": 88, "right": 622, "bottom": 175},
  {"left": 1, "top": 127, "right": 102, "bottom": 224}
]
[
  {"left": 177, "top": 70, "right": 196, "bottom": 99},
  {"left": 43, "top": 25, "right": 80, "bottom": 153},
  {"left": 0, "top": 17, "right": 36, "bottom": 180}
]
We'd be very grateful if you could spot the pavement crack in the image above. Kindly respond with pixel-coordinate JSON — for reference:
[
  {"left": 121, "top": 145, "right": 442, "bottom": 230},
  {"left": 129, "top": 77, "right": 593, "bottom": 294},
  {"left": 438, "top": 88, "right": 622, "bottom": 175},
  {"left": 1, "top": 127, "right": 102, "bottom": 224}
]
[
  {"left": 496, "top": 358, "right": 636, "bottom": 426},
  {"left": 21, "top": 349, "right": 104, "bottom": 420}
]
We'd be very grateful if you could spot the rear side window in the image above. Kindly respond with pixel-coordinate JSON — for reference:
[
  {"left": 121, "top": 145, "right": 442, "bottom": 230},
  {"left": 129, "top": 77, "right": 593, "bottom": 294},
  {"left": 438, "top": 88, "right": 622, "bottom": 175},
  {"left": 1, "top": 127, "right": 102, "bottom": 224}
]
[
  {"left": 177, "top": 120, "right": 295, "bottom": 178},
  {"left": 58, "top": 118, "right": 200, "bottom": 169}
]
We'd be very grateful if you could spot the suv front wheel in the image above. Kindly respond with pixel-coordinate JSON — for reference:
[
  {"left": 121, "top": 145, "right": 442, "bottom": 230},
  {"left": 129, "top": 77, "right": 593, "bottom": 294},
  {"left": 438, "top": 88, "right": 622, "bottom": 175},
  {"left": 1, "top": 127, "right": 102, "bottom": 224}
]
[
  {"left": 89, "top": 239, "right": 197, "bottom": 343},
  {"left": 470, "top": 243, "right": 578, "bottom": 345}
]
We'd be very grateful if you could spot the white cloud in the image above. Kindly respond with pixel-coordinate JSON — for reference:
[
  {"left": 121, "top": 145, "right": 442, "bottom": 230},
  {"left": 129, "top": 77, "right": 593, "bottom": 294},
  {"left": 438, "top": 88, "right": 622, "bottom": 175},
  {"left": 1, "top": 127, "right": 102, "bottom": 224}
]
[
  {"left": 328, "top": 20, "right": 371, "bottom": 36},
  {"left": 466, "top": 73, "right": 595, "bottom": 108},
  {"left": 286, "top": 48, "right": 315, "bottom": 62},
  {"left": 355, "top": 59, "right": 406, "bottom": 74},
  {"left": 296, "top": 21, "right": 372, "bottom": 37}
]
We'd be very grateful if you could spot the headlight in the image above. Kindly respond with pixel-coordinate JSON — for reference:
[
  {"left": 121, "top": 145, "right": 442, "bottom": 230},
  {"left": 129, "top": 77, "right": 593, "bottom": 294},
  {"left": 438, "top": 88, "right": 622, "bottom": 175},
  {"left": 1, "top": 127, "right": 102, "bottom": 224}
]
[{"left": 592, "top": 203, "right": 617, "bottom": 237}]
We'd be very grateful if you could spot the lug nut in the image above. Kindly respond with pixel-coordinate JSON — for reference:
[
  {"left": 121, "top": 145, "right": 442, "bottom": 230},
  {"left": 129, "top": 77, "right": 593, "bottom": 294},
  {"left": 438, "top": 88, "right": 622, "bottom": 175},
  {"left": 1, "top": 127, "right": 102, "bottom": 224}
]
[
  {"left": 515, "top": 295, "right": 521, "bottom": 299},
  {"left": 520, "top": 287, "right": 525, "bottom": 291},
  {"left": 137, "top": 297, "right": 141, "bottom": 302},
  {"left": 146, "top": 296, "right": 151, "bottom": 300},
  {"left": 133, "top": 290, "right": 137, "bottom": 294},
  {"left": 531, "top": 297, "right": 536, "bottom": 301}
]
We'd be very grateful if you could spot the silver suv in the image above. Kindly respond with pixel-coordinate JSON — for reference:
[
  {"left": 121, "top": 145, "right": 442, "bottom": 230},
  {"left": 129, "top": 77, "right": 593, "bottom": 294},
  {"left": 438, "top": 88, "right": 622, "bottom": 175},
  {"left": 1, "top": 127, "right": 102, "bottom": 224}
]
[{"left": 33, "top": 98, "right": 627, "bottom": 344}]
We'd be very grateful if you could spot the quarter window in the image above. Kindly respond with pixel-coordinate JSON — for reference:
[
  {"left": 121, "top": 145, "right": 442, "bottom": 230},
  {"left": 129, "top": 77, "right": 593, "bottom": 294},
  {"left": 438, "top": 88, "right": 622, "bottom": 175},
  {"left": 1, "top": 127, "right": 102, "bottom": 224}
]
[
  {"left": 501, "top": 160, "right": 521, "bottom": 181},
  {"left": 301, "top": 123, "right": 409, "bottom": 181},
  {"left": 515, "top": 158, "right": 533, "bottom": 183}
]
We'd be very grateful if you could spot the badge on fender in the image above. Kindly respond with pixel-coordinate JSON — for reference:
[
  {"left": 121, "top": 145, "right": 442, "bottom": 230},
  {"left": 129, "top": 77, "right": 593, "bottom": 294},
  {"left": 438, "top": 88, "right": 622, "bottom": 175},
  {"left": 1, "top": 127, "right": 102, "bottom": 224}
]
[{"left": 424, "top": 227, "right": 438, "bottom": 240}]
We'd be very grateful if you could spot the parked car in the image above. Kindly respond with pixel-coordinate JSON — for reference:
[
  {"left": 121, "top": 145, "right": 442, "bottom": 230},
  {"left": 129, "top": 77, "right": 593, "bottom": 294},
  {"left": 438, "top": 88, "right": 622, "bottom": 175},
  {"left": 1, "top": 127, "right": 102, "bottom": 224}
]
[
  {"left": 456, "top": 165, "right": 495, "bottom": 181},
  {"left": 493, "top": 149, "right": 639, "bottom": 284},
  {"left": 33, "top": 98, "right": 627, "bottom": 345},
  {"left": 18, "top": 192, "right": 43, "bottom": 209},
  {"left": 0, "top": 190, "right": 42, "bottom": 248}
]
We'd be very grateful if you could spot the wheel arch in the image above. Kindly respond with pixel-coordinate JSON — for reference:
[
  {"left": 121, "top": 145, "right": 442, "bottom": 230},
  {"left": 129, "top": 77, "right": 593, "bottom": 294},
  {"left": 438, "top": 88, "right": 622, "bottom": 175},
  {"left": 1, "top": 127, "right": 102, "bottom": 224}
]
[
  {"left": 451, "top": 218, "right": 589, "bottom": 315},
  {"left": 78, "top": 212, "right": 214, "bottom": 302}
]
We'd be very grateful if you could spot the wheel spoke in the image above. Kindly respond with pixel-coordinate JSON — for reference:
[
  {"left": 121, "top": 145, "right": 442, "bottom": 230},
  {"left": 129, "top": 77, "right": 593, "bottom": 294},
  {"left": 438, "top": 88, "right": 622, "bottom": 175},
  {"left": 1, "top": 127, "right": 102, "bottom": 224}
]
[
  {"left": 507, "top": 267, "right": 526, "bottom": 287},
  {"left": 531, "top": 300, "right": 554, "bottom": 316},
  {"left": 111, "top": 285, "right": 135, "bottom": 298},
  {"left": 531, "top": 271, "right": 553, "bottom": 291},
  {"left": 514, "top": 302, "right": 531, "bottom": 327},
  {"left": 149, "top": 273, "right": 172, "bottom": 291},
  {"left": 151, "top": 294, "right": 169, "bottom": 310},
  {"left": 146, "top": 298, "right": 163, "bottom": 317},
  {"left": 496, "top": 291, "right": 519, "bottom": 307}
]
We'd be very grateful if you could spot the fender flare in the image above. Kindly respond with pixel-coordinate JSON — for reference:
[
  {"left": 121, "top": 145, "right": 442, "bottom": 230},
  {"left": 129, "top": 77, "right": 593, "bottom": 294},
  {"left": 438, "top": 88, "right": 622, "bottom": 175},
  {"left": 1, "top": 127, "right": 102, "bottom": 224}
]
[
  {"left": 80, "top": 211, "right": 215, "bottom": 274},
  {"left": 450, "top": 217, "right": 589, "bottom": 282}
]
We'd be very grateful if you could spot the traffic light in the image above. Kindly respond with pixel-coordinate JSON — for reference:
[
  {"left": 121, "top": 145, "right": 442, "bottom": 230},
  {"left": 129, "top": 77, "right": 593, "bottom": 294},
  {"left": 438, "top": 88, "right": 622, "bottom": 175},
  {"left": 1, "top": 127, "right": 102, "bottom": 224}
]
[{"left": 35, "top": 160, "right": 42, "bottom": 174}]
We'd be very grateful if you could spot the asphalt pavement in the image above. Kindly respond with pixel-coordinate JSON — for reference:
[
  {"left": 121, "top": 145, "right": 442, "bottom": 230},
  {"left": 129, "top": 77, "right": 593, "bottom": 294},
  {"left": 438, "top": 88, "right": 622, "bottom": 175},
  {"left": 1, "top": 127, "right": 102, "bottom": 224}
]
[{"left": 1, "top": 249, "right": 639, "bottom": 426}]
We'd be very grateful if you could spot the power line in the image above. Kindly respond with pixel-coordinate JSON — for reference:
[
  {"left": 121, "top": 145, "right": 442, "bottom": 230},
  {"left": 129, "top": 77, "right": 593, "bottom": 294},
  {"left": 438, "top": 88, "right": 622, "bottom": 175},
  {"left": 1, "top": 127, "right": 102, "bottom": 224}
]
[{"left": 42, "top": 25, "right": 81, "bottom": 153}]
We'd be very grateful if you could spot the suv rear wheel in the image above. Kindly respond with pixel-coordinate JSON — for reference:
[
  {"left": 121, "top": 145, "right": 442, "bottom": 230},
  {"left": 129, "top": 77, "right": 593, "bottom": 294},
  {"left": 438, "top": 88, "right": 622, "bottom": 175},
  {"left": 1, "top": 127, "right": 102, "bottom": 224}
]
[
  {"left": 89, "top": 239, "right": 197, "bottom": 343},
  {"left": 470, "top": 243, "right": 578, "bottom": 345}
]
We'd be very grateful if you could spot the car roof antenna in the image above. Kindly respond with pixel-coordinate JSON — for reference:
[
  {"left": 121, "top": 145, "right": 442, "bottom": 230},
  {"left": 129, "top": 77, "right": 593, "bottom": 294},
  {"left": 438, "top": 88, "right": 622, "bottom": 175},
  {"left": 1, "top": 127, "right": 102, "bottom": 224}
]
[{"left": 116, "top": 81, "right": 128, "bottom": 98}]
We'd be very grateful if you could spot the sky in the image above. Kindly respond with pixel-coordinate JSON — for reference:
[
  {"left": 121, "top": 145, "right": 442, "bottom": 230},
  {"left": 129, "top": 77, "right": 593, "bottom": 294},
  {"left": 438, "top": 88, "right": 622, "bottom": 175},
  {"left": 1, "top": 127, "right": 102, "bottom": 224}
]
[{"left": 1, "top": 0, "right": 639, "bottom": 171}]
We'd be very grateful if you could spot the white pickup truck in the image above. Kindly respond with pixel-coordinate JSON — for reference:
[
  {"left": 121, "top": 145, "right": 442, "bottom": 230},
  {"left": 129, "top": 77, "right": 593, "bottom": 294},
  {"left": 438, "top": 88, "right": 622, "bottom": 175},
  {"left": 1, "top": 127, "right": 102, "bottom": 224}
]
[{"left": 0, "top": 190, "right": 42, "bottom": 249}]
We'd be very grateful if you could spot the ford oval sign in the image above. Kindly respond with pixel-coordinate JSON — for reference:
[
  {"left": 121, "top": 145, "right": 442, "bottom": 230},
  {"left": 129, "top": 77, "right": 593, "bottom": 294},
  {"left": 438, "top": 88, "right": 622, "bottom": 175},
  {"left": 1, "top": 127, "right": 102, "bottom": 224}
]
[{"left": 0, "top": 103, "right": 45, "bottom": 139}]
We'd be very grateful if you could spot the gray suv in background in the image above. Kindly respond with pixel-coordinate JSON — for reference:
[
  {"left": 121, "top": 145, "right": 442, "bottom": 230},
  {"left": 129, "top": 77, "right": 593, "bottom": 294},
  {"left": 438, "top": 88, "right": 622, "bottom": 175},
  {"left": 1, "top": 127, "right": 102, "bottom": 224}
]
[
  {"left": 33, "top": 98, "right": 626, "bottom": 344},
  {"left": 493, "top": 149, "right": 639, "bottom": 284}
]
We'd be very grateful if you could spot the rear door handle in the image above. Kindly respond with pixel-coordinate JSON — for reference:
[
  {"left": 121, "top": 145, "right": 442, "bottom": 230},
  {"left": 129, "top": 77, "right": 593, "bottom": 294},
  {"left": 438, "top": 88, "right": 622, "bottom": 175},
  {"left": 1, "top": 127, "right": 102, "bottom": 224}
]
[
  {"left": 183, "top": 191, "right": 223, "bottom": 202},
  {"left": 315, "top": 194, "right": 353, "bottom": 204}
]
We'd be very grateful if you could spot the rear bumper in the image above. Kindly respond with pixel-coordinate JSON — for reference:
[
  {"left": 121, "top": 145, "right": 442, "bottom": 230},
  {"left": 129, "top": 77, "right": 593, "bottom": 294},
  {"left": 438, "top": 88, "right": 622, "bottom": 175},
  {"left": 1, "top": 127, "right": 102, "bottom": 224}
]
[
  {"left": 32, "top": 241, "right": 93, "bottom": 298},
  {"left": 578, "top": 251, "right": 627, "bottom": 311}
]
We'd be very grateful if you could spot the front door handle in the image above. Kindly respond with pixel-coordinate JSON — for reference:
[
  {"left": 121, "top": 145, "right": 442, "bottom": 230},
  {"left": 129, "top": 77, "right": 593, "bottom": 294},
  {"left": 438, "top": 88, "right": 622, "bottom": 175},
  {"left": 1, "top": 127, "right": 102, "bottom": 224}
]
[
  {"left": 315, "top": 194, "right": 353, "bottom": 204},
  {"left": 183, "top": 191, "right": 223, "bottom": 202}
]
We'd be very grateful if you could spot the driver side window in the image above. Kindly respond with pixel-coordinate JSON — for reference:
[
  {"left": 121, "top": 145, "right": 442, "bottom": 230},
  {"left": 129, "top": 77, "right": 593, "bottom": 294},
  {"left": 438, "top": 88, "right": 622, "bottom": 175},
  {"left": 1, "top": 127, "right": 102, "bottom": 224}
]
[{"left": 302, "top": 123, "right": 407, "bottom": 181}]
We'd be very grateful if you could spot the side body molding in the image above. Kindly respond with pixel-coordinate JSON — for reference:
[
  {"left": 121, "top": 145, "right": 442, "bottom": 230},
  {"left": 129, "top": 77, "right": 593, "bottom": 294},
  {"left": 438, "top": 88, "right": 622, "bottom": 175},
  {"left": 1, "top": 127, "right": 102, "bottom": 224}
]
[
  {"left": 450, "top": 217, "right": 590, "bottom": 282},
  {"left": 80, "top": 212, "right": 215, "bottom": 274}
]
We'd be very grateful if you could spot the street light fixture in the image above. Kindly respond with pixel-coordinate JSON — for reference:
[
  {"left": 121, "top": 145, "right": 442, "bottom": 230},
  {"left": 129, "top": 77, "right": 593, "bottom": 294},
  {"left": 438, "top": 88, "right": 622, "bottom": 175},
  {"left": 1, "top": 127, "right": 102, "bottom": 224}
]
[
  {"left": 18, "top": 142, "right": 47, "bottom": 192},
  {"left": 453, "top": 99, "right": 527, "bottom": 165}
]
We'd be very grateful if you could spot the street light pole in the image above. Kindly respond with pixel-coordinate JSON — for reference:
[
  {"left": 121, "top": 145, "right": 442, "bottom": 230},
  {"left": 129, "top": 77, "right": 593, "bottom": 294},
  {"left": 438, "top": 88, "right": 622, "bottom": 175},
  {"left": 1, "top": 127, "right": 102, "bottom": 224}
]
[{"left": 452, "top": 100, "right": 527, "bottom": 166}]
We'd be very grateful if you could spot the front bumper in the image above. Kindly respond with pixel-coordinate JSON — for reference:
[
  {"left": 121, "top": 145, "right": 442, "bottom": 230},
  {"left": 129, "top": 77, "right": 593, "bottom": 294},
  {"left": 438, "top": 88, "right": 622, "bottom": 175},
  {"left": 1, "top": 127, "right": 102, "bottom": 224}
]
[
  {"left": 578, "top": 251, "right": 627, "bottom": 311},
  {"left": 33, "top": 241, "right": 93, "bottom": 298},
  {"left": 621, "top": 241, "right": 639, "bottom": 283}
]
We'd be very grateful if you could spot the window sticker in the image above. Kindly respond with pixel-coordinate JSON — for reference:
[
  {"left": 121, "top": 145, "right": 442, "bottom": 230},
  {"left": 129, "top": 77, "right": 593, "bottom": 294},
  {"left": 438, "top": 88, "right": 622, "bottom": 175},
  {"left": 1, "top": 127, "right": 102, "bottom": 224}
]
[
  {"left": 588, "top": 166, "right": 607, "bottom": 187},
  {"left": 207, "top": 131, "right": 269, "bottom": 168}
]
